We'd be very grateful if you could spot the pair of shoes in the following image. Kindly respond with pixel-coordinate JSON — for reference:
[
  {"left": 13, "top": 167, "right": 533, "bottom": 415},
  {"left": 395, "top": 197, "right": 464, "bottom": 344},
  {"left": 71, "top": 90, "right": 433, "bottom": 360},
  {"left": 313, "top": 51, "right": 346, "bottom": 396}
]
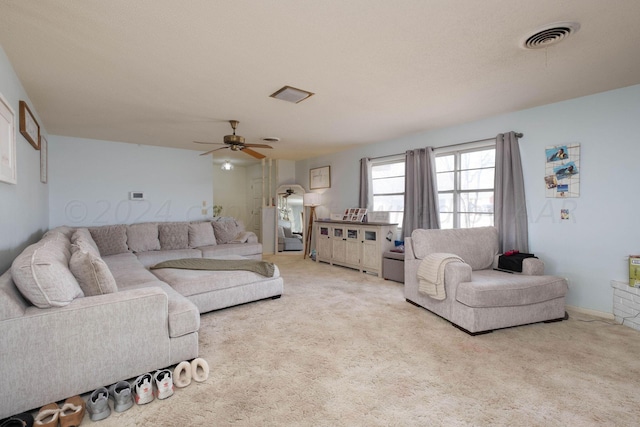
[
  {"left": 173, "top": 358, "right": 210, "bottom": 388},
  {"left": 34, "top": 396, "right": 85, "bottom": 427},
  {"left": 1, "top": 412, "right": 34, "bottom": 427},
  {"left": 87, "top": 388, "right": 110, "bottom": 422},
  {"left": 133, "top": 369, "right": 174, "bottom": 404},
  {"left": 87, "top": 380, "right": 133, "bottom": 421}
]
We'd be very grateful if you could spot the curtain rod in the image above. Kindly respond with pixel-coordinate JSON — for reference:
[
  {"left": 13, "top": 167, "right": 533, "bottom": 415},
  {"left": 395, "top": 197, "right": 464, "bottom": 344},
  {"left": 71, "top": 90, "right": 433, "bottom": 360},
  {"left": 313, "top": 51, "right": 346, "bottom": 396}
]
[
  {"left": 368, "top": 132, "right": 523, "bottom": 161},
  {"left": 439, "top": 132, "right": 523, "bottom": 150}
]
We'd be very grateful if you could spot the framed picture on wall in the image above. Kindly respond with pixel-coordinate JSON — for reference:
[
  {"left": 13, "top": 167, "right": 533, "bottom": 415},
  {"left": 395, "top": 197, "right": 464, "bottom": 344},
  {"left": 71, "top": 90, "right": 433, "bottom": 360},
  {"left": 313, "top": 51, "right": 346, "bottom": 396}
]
[
  {"left": 310, "top": 166, "right": 330, "bottom": 190},
  {"left": 0, "top": 93, "right": 17, "bottom": 185},
  {"left": 19, "top": 100, "right": 40, "bottom": 150}
]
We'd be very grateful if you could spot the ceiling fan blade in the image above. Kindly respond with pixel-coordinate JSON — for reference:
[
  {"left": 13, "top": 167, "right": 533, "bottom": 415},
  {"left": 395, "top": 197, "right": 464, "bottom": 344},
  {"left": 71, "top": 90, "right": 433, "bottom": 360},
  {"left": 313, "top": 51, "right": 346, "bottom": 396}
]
[
  {"left": 242, "top": 147, "right": 266, "bottom": 159},
  {"left": 193, "top": 141, "right": 224, "bottom": 145},
  {"left": 243, "top": 143, "right": 273, "bottom": 149},
  {"left": 199, "top": 146, "right": 229, "bottom": 156}
]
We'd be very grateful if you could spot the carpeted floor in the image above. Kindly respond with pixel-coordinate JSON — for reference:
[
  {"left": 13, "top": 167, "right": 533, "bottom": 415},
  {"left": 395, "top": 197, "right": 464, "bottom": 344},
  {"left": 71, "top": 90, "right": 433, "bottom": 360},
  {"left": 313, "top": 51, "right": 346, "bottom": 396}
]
[{"left": 80, "top": 255, "right": 639, "bottom": 426}]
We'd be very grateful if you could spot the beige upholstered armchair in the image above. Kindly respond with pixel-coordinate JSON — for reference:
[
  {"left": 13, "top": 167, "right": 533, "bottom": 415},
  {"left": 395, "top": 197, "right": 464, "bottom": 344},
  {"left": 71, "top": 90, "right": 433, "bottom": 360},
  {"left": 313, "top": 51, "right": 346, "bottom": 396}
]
[{"left": 404, "top": 226, "right": 568, "bottom": 334}]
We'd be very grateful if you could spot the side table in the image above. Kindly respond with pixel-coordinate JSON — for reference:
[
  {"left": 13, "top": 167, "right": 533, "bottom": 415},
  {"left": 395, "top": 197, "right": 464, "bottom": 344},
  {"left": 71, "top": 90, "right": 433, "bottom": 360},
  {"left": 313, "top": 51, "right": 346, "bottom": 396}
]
[{"left": 382, "top": 251, "right": 405, "bottom": 283}]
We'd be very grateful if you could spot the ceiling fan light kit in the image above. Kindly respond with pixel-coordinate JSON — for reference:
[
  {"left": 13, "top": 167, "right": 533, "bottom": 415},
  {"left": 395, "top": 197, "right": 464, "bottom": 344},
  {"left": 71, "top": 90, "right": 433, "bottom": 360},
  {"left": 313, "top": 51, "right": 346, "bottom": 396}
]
[{"left": 221, "top": 160, "right": 234, "bottom": 171}]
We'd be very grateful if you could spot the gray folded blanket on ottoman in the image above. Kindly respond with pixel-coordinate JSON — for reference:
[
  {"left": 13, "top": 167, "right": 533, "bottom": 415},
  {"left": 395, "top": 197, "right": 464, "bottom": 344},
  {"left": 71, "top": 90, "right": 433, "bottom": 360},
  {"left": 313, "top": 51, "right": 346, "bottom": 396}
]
[{"left": 151, "top": 258, "right": 276, "bottom": 277}]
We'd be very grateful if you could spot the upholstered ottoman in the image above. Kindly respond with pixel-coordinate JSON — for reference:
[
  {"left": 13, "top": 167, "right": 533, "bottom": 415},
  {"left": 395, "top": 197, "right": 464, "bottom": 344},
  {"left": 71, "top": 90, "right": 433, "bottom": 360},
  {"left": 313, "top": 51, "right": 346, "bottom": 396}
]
[
  {"left": 151, "top": 256, "right": 283, "bottom": 313},
  {"left": 383, "top": 251, "right": 405, "bottom": 283}
]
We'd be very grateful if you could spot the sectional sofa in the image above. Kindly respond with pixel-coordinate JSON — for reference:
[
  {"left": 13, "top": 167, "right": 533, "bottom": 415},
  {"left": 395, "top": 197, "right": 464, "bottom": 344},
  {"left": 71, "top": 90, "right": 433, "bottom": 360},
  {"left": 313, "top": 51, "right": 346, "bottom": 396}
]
[{"left": 0, "top": 218, "right": 283, "bottom": 419}]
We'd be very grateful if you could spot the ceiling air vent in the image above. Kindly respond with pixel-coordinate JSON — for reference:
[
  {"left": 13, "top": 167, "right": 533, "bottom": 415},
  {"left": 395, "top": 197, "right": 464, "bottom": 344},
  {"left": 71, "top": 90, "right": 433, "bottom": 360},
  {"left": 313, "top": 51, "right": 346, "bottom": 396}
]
[
  {"left": 522, "top": 22, "right": 580, "bottom": 49},
  {"left": 270, "top": 85, "right": 314, "bottom": 103}
]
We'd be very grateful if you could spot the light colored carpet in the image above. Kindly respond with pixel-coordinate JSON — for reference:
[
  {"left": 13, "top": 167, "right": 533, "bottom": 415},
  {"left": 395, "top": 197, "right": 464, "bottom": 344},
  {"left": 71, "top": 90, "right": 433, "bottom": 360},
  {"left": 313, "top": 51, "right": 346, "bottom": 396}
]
[{"left": 84, "top": 255, "right": 640, "bottom": 426}]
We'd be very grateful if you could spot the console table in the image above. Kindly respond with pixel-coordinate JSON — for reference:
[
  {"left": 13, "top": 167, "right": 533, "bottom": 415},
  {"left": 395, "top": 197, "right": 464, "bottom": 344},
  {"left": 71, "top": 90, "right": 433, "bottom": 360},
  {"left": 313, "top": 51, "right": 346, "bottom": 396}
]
[{"left": 315, "top": 220, "right": 397, "bottom": 277}]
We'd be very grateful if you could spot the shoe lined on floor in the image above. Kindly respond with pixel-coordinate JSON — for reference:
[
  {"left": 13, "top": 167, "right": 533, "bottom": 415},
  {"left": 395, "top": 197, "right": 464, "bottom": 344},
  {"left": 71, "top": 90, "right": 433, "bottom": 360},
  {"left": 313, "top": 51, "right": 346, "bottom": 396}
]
[
  {"left": 109, "top": 381, "right": 134, "bottom": 412},
  {"left": 33, "top": 403, "right": 58, "bottom": 427},
  {"left": 133, "top": 373, "right": 154, "bottom": 405},
  {"left": 1, "top": 412, "right": 34, "bottom": 427},
  {"left": 173, "top": 361, "right": 192, "bottom": 388},
  {"left": 59, "top": 395, "right": 85, "bottom": 427},
  {"left": 153, "top": 369, "right": 174, "bottom": 400},
  {"left": 87, "top": 387, "right": 111, "bottom": 421},
  {"left": 191, "top": 358, "right": 210, "bottom": 383}
]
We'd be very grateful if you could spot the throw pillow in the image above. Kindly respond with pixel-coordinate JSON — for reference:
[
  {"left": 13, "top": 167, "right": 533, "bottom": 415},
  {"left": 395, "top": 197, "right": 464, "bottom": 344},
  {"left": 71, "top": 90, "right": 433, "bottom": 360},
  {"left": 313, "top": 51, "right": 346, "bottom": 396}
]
[
  {"left": 158, "top": 222, "right": 189, "bottom": 250},
  {"left": 127, "top": 223, "right": 161, "bottom": 253},
  {"left": 229, "top": 231, "right": 252, "bottom": 244},
  {"left": 89, "top": 225, "right": 129, "bottom": 256},
  {"left": 188, "top": 222, "right": 217, "bottom": 248},
  {"left": 69, "top": 249, "right": 118, "bottom": 296},
  {"left": 11, "top": 238, "right": 84, "bottom": 308},
  {"left": 71, "top": 228, "right": 101, "bottom": 256},
  {"left": 212, "top": 220, "right": 242, "bottom": 244}
]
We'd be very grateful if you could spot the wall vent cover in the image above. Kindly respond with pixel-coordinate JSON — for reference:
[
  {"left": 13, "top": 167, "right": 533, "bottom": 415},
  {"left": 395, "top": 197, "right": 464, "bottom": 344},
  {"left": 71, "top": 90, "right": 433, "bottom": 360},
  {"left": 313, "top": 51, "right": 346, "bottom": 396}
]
[{"left": 522, "top": 22, "right": 580, "bottom": 49}]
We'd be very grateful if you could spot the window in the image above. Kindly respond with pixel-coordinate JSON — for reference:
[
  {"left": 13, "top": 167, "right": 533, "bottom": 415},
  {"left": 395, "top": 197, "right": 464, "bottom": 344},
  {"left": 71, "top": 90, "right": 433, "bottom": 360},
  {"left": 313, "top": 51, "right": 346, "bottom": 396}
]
[
  {"left": 436, "top": 146, "right": 495, "bottom": 229},
  {"left": 371, "top": 157, "right": 405, "bottom": 227}
]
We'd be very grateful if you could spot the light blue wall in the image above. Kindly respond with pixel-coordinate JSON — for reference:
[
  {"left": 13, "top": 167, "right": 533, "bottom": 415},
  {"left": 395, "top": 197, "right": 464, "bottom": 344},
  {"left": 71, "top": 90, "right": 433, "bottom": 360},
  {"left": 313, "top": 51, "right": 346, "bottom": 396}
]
[
  {"left": 49, "top": 136, "right": 213, "bottom": 227},
  {"left": 297, "top": 84, "right": 640, "bottom": 315},
  {"left": 0, "top": 47, "right": 49, "bottom": 274}
]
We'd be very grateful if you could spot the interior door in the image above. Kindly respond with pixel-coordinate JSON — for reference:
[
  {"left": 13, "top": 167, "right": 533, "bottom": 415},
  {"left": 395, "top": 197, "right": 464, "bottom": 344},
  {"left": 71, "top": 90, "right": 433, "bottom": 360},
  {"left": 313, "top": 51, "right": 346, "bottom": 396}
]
[{"left": 250, "top": 178, "right": 263, "bottom": 237}]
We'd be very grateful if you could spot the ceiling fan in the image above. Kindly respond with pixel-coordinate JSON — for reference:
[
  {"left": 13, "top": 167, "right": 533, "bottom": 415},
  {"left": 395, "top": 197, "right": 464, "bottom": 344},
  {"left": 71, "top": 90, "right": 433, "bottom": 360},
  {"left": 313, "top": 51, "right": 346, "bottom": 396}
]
[
  {"left": 195, "top": 120, "right": 273, "bottom": 159},
  {"left": 280, "top": 188, "right": 295, "bottom": 198}
]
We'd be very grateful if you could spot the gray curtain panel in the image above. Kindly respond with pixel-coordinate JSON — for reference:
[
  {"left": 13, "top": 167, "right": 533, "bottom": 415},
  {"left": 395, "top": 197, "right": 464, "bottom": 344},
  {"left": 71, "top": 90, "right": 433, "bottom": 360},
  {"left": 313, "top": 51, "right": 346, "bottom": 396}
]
[
  {"left": 494, "top": 132, "right": 529, "bottom": 253},
  {"left": 402, "top": 147, "right": 440, "bottom": 238},
  {"left": 359, "top": 157, "right": 372, "bottom": 210}
]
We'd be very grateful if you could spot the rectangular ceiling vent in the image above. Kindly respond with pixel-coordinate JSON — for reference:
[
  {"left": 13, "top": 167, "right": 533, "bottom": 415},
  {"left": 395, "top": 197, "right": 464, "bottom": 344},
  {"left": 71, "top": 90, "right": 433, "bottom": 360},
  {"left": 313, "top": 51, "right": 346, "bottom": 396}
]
[{"left": 270, "top": 85, "right": 314, "bottom": 104}]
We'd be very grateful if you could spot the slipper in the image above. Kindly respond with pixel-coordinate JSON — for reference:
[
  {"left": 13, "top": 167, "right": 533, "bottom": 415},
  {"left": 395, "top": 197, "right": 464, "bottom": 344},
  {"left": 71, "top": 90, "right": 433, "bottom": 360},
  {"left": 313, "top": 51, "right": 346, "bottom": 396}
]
[
  {"left": 33, "top": 403, "right": 59, "bottom": 427},
  {"left": 59, "top": 395, "right": 85, "bottom": 427},
  {"left": 0, "top": 412, "right": 34, "bottom": 427},
  {"left": 173, "top": 361, "right": 192, "bottom": 388},
  {"left": 191, "top": 358, "right": 210, "bottom": 383}
]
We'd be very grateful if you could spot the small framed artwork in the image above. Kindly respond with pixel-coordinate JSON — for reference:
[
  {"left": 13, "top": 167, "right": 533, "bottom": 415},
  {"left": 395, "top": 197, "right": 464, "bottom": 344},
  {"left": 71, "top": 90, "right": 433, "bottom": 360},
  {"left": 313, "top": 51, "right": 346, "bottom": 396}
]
[
  {"left": 40, "top": 134, "right": 48, "bottom": 183},
  {"left": 19, "top": 100, "right": 40, "bottom": 150},
  {"left": 343, "top": 208, "right": 368, "bottom": 222},
  {"left": 310, "top": 165, "right": 330, "bottom": 190},
  {"left": 0, "top": 93, "right": 17, "bottom": 185},
  {"left": 545, "top": 143, "right": 580, "bottom": 198}
]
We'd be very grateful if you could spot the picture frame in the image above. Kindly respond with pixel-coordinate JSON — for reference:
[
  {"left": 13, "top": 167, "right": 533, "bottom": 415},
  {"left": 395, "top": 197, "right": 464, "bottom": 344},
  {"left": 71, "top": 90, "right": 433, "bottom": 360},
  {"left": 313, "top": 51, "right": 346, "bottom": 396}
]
[
  {"left": 19, "top": 100, "right": 40, "bottom": 150},
  {"left": 40, "top": 134, "right": 48, "bottom": 184},
  {"left": 0, "top": 93, "right": 17, "bottom": 185},
  {"left": 310, "top": 165, "right": 330, "bottom": 190}
]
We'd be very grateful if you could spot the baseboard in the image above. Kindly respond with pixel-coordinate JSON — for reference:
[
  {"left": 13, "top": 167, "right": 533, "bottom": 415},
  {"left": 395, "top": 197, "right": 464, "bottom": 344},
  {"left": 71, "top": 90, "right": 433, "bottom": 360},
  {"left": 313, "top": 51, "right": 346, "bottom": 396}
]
[{"left": 566, "top": 305, "right": 614, "bottom": 320}]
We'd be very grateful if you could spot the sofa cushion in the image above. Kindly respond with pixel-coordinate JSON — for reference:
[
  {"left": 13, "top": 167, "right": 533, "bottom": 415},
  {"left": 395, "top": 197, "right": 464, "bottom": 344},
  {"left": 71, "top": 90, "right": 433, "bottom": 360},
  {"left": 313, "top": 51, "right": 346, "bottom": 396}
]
[
  {"left": 89, "top": 224, "right": 129, "bottom": 256},
  {"left": 411, "top": 227, "right": 498, "bottom": 271},
  {"left": 127, "top": 223, "right": 161, "bottom": 253},
  {"left": 200, "top": 243, "right": 262, "bottom": 259},
  {"left": 69, "top": 249, "right": 118, "bottom": 296},
  {"left": 102, "top": 253, "right": 159, "bottom": 288},
  {"left": 10, "top": 235, "right": 84, "bottom": 308},
  {"left": 456, "top": 270, "right": 568, "bottom": 308},
  {"left": 158, "top": 223, "right": 189, "bottom": 250},
  {"left": 188, "top": 222, "right": 216, "bottom": 248},
  {"left": 212, "top": 220, "right": 244, "bottom": 244}
]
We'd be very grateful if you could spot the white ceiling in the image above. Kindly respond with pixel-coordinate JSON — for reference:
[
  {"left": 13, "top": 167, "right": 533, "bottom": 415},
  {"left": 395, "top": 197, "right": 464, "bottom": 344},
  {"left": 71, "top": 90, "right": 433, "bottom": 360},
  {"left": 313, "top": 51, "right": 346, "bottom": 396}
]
[{"left": 1, "top": 1, "right": 639, "bottom": 164}]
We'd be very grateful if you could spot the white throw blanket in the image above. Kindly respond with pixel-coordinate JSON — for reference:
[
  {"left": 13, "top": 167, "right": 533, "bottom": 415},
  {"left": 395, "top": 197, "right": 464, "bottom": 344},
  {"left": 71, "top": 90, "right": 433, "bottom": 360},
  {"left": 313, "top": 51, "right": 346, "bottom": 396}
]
[{"left": 417, "top": 253, "right": 464, "bottom": 300}]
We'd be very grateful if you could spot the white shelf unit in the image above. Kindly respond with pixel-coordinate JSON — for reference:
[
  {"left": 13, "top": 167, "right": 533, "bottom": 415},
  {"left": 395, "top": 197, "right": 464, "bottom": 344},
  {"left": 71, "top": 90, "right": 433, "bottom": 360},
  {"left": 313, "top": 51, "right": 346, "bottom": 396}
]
[{"left": 315, "top": 220, "right": 397, "bottom": 277}]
